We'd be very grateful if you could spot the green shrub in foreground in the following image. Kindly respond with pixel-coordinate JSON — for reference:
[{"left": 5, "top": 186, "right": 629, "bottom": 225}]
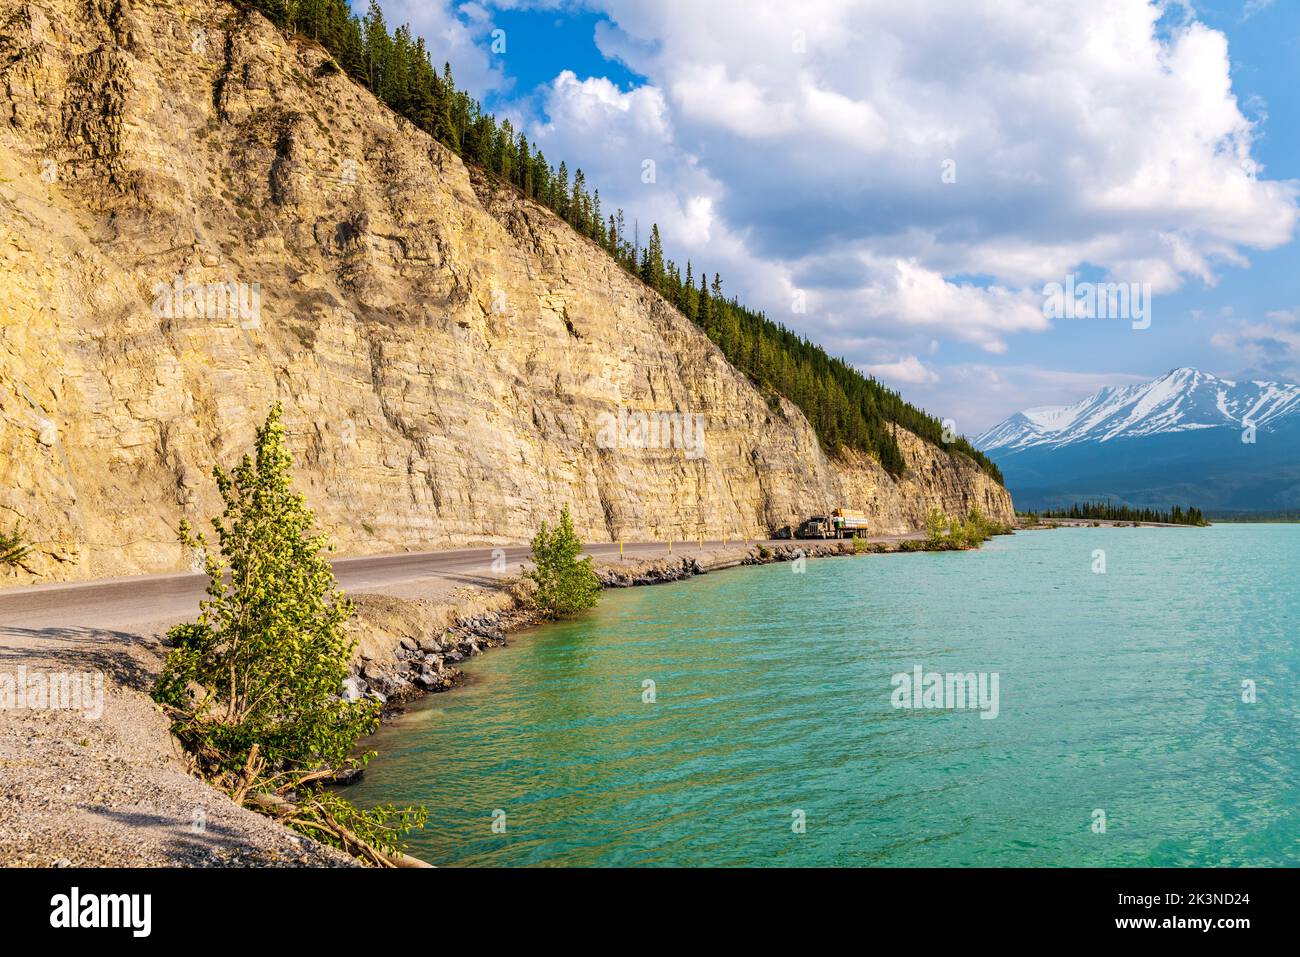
[
  {"left": 529, "top": 505, "right": 601, "bottom": 619},
  {"left": 151, "top": 404, "right": 425, "bottom": 865}
]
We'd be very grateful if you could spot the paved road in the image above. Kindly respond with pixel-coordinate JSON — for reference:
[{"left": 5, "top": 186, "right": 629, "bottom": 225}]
[{"left": 0, "top": 539, "right": 789, "bottom": 631}]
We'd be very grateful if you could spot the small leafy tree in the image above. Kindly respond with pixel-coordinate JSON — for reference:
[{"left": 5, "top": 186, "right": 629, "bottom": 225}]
[
  {"left": 0, "top": 524, "right": 29, "bottom": 567},
  {"left": 924, "top": 508, "right": 949, "bottom": 547},
  {"left": 528, "top": 505, "right": 600, "bottom": 619},
  {"left": 954, "top": 507, "right": 993, "bottom": 548},
  {"left": 919, "top": 506, "right": 1003, "bottom": 550},
  {"left": 152, "top": 404, "right": 425, "bottom": 865}
]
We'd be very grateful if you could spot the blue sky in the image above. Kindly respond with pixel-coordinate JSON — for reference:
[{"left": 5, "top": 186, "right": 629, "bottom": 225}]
[
  {"left": 481, "top": 7, "right": 644, "bottom": 95},
  {"left": 361, "top": 1, "right": 1300, "bottom": 431}
]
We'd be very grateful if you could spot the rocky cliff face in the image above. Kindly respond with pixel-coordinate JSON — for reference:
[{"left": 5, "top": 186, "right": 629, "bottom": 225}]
[{"left": 0, "top": 0, "right": 1012, "bottom": 583}]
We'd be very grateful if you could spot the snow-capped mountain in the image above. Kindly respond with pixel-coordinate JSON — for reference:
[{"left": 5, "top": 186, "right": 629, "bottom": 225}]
[
  {"left": 975, "top": 368, "right": 1300, "bottom": 453},
  {"left": 975, "top": 368, "right": 1300, "bottom": 513}
]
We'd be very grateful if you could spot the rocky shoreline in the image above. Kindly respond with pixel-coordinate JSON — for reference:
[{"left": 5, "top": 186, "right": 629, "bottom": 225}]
[
  {"left": 343, "top": 540, "right": 895, "bottom": 716},
  {"left": 346, "top": 606, "right": 518, "bottom": 711}
]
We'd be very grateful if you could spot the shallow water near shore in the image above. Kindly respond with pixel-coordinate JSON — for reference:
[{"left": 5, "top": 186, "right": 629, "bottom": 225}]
[{"left": 347, "top": 525, "right": 1299, "bottom": 866}]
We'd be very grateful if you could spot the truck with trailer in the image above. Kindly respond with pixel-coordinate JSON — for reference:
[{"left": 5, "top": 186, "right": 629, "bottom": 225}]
[
  {"left": 830, "top": 508, "right": 870, "bottom": 539},
  {"left": 795, "top": 510, "right": 870, "bottom": 539}
]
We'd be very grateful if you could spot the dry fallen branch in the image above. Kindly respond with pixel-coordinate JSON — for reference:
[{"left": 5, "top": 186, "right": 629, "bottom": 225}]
[{"left": 248, "top": 791, "right": 431, "bottom": 868}]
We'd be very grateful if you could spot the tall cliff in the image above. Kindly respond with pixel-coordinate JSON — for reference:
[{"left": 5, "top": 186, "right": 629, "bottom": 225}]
[{"left": 0, "top": 0, "right": 1012, "bottom": 583}]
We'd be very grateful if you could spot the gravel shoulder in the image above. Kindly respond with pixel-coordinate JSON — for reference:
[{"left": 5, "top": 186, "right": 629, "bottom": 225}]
[{"left": 0, "top": 619, "right": 355, "bottom": 867}]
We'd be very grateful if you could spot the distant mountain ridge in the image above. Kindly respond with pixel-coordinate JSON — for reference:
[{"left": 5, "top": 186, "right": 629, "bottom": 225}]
[
  {"left": 976, "top": 368, "right": 1300, "bottom": 451},
  {"left": 975, "top": 369, "right": 1300, "bottom": 513}
]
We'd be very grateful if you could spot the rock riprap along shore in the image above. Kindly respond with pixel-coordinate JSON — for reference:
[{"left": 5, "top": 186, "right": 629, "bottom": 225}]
[{"left": 341, "top": 539, "right": 909, "bottom": 710}]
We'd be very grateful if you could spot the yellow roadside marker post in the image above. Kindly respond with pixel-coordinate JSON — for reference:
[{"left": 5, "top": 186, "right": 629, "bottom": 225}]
[{"left": 619, "top": 540, "right": 624, "bottom": 561}]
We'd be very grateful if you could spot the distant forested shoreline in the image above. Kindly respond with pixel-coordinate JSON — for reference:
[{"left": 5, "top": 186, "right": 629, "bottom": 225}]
[{"left": 1029, "top": 503, "right": 1209, "bottom": 526}]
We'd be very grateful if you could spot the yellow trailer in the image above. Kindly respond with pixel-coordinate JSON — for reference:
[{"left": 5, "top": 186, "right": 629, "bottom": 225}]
[{"left": 830, "top": 508, "right": 870, "bottom": 538}]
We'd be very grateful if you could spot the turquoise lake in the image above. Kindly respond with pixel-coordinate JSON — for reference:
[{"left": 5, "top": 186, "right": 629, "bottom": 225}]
[{"left": 346, "top": 525, "right": 1299, "bottom": 866}]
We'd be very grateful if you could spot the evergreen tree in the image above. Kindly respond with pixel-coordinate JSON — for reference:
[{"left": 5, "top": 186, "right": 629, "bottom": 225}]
[
  {"left": 555, "top": 161, "right": 569, "bottom": 219},
  {"left": 361, "top": 1, "right": 391, "bottom": 94},
  {"left": 698, "top": 272, "right": 713, "bottom": 338},
  {"left": 1040, "top": 502, "right": 1208, "bottom": 526},
  {"left": 590, "top": 189, "right": 603, "bottom": 244},
  {"left": 570, "top": 168, "right": 586, "bottom": 230},
  {"left": 639, "top": 224, "right": 665, "bottom": 292},
  {"left": 0, "top": 524, "right": 28, "bottom": 567}
]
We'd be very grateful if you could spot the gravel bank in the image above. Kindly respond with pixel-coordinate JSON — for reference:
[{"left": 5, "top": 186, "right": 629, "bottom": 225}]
[{"left": 0, "top": 621, "right": 354, "bottom": 867}]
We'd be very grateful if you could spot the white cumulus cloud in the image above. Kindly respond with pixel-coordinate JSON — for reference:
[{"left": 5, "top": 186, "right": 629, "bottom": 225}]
[
  {"left": 859, "top": 355, "right": 941, "bottom": 386},
  {"left": 378, "top": 0, "right": 1300, "bottom": 406},
  {"left": 548, "top": 0, "right": 1299, "bottom": 359}
]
